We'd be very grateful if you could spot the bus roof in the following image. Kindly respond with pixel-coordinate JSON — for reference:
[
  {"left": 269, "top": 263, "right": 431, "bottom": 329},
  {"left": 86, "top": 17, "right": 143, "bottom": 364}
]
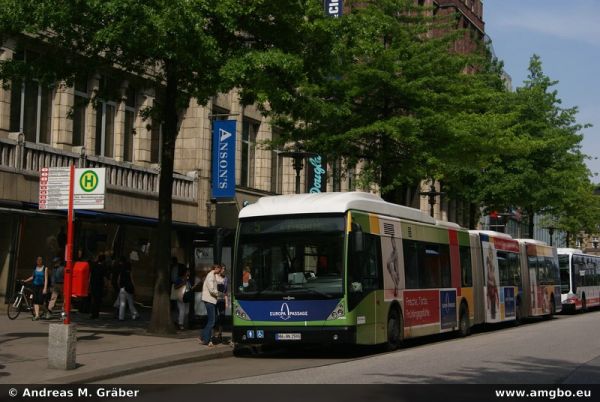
[
  {"left": 239, "top": 191, "right": 439, "bottom": 225},
  {"left": 557, "top": 248, "right": 583, "bottom": 255},
  {"left": 468, "top": 230, "right": 514, "bottom": 240},
  {"left": 516, "top": 239, "right": 548, "bottom": 246}
]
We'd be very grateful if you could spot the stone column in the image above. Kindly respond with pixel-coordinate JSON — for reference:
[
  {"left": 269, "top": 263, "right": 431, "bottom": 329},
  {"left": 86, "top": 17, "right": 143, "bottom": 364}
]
[{"left": 48, "top": 323, "right": 77, "bottom": 370}]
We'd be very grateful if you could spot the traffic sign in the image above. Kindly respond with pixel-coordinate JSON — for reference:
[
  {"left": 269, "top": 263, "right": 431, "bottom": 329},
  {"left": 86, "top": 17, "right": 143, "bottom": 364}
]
[{"left": 39, "top": 167, "right": 105, "bottom": 210}]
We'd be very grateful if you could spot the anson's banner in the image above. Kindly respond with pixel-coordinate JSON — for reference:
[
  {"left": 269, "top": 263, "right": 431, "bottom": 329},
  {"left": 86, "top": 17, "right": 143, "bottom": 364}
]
[{"left": 211, "top": 120, "right": 236, "bottom": 199}]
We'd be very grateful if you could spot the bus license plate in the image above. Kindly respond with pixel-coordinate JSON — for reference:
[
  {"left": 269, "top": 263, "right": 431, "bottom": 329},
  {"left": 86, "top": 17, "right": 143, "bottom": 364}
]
[{"left": 276, "top": 333, "right": 301, "bottom": 341}]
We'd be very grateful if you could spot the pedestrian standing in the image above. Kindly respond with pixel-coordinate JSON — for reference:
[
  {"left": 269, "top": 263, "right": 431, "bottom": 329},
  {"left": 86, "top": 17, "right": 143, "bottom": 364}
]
[
  {"left": 200, "top": 264, "right": 221, "bottom": 346},
  {"left": 214, "top": 264, "right": 229, "bottom": 343},
  {"left": 117, "top": 257, "right": 139, "bottom": 321},
  {"left": 46, "top": 256, "right": 65, "bottom": 319},
  {"left": 174, "top": 264, "right": 191, "bottom": 330},
  {"left": 89, "top": 254, "right": 107, "bottom": 319},
  {"left": 23, "top": 256, "right": 48, "bottom": 321}
]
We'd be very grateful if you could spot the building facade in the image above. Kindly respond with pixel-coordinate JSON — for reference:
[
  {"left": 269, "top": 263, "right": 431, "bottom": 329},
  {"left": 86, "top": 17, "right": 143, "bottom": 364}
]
[{"left": 0, "top": 38, "right": 359, "bottom": 305}]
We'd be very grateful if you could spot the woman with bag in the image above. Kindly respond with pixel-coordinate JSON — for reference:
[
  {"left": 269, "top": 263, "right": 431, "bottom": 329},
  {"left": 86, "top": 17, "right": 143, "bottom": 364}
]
[
  {"left": 117, "top": 257, "right": 139, "bottom": 321},
  {"left": 174, "top": 264, "right": 191, "bottom": 330}
]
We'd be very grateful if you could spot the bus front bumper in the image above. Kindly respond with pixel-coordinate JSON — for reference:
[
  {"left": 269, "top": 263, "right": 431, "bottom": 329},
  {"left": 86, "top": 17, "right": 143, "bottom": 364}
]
[{"left": 233, "top": 325, "right": 356, "bottom": 345}]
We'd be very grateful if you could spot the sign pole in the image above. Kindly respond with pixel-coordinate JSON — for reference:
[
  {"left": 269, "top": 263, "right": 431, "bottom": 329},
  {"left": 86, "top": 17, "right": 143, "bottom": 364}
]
[{"left": 63, "top": 164, "right": 75, "bottom": 325}]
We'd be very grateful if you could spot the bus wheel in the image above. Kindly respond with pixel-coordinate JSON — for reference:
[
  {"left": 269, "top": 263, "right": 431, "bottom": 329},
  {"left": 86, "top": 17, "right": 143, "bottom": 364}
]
[
  {"left": 458, "top": 304, "right": 470, "bottom": 337},
  {"left": 386, "top": 308, "right": 402, "bottom": 351}
]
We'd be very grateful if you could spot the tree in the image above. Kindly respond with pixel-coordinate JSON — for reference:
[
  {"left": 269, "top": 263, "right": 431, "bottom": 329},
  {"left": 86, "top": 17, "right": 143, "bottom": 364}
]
[
  {"left": 470, "top": 55, "right": 591, "bottom": 236},
  {"left": 0, "top": 0, "right": 309, "bottom": 333},
  {"left": 233, "top": 0, "right": 508, "bottom": 209}
]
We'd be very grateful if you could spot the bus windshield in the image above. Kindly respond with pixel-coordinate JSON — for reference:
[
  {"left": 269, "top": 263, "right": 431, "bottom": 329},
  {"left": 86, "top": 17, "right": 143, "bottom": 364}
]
[
  {"left": 558, "top": 255, "right": 571, "bottom": 294},
  {"left": 235, "top": 215, "right": 346, "bottom": 300}
]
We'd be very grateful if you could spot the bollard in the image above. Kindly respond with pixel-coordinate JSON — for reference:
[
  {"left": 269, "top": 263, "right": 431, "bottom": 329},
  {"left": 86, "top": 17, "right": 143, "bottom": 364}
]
[{"left": 48, "top": 323, "right": 77, "bottom": 370}]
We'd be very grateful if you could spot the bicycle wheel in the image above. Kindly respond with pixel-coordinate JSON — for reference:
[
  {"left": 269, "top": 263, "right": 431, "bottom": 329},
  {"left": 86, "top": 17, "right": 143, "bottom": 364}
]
[
  {"left": 22, "top": 288, "right": 35, "bottom": 317},
  {"left": 7, "top": 295, "right": 23, "bottom": 319}
]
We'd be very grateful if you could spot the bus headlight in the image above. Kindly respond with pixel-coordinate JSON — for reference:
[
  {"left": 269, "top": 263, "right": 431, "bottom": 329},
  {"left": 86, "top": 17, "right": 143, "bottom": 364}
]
[
  {"left": 327, "top": 301, "right": 345, "bottom": 320},
  {"left": 234, "top": 302, "right": 251, "bottom": 321}
]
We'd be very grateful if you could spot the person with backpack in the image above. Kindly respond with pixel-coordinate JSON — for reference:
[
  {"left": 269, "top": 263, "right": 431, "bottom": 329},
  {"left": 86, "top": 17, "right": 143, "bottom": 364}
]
[
  {"left": 23, "top": 256, "right": 48, "bottom": 321},
  {"left": 46, "top": 256, "right": 65, "bottom": 319}
]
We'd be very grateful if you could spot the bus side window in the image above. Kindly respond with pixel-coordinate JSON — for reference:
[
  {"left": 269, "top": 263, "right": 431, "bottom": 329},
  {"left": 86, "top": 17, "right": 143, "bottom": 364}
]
[
  {"left": 347, "top": 232, "right": 382, "bottom": 309},
  {"left": 460, "top": 246, "right": 473, "bottom": 287}
]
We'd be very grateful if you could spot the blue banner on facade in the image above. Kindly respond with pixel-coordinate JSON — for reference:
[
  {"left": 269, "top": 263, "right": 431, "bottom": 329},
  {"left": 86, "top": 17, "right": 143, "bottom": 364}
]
[
  {"left": 324, "top": 0, "right": 343, "bottom": 17},
  {"left": 211, "top": 120, "right": 237, "bottom": 199}
]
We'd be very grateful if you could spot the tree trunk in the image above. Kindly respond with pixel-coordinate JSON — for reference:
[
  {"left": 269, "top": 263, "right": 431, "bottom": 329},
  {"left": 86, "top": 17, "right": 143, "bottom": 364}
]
[
  {"left": 148, "top": 60, "right": 178, "bottom": 334},
  {"left": 527, "top": 206, "right": 535, "bottom": 239}
]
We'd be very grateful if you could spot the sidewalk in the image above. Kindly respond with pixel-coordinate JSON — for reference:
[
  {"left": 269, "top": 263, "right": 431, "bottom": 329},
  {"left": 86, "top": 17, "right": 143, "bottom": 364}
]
[{"left": 0, "top": 307, "right": 233, "bottom": 384}]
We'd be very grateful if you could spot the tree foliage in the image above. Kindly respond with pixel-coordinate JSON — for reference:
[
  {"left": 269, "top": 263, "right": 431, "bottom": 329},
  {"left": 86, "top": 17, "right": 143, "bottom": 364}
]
[{"left": 470, "top": 55, "right": 592, "bottom": 235}]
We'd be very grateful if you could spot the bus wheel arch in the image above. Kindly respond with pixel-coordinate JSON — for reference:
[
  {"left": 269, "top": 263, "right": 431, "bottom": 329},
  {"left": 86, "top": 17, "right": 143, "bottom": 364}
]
[
  {"left": 458, "top": 301, "right": 470, "bottom": 337},
  {"left": 386, "top": 303, "right": 403, "bottom": 351}
]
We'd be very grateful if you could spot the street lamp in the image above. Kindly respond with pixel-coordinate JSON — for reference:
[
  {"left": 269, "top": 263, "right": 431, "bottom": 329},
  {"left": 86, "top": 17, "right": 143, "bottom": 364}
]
[
  {"left": 419, "top": 179, "right": 445, "bottom": 218},
  {"left": 544, "top": 225, "right": 556, "bottom": 247},
  {"left": 279, "top": 141, "right": 317, "bottom": 194}
]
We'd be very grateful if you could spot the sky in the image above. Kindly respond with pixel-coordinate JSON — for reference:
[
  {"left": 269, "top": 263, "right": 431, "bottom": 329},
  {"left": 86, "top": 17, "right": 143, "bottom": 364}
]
[{"left": 483, "top": 0, "right": 600, "bottom": 182}]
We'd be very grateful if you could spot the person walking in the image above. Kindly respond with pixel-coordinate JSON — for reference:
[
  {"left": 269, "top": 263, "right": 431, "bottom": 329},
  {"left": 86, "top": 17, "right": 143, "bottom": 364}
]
[
  {"left": 173, "top": 264, "right": 191, "bottom": 330},
  {"left": 214, "top": 264, "right": 229, "bottom": 343},
  {"left": 200, "top": 264, "right": 221, "bottom": 346},
  {"left": 23, "top": 256, "right": 48, "bottom": 321},
  {"left": 117, "top": 257, "right": 139, "bottom": 321},
  {"left": 46, "top": 256, "right": 65, "bottom": 319},
  {"left": 89, "top": 253, "right": 107, "bottom": 319}
]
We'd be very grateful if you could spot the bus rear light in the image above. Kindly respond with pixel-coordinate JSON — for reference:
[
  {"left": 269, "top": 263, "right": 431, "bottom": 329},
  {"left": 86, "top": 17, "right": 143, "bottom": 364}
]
[{"left": 564, "top": 295, "right": 578, "bottom": 304}]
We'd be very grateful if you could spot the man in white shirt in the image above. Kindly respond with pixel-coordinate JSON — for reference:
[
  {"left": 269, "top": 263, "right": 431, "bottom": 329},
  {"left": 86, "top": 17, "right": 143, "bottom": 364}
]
[{"left": 200, "top": 264, "right": 222, "bottom": 346}]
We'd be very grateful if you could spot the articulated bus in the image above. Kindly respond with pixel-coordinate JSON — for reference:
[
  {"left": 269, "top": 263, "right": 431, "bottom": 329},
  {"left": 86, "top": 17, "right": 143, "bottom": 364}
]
[
  {"left": 231, "top": 192, "right": 557, "bottom": 350},
  {"left": 558, "top": 248, "right": 600, "bottom": 313},
  {"left": 469, "top": 231, "right": 521, "bottom": 325},
  {"left": 518, "top": 239, "right": 561, "bottom": 317}
]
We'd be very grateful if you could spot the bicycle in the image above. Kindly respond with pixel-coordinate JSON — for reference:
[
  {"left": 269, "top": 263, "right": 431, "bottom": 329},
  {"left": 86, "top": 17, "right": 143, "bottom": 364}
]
[{"left": 7, "top": 280, "right": 35, "bottom": 320}]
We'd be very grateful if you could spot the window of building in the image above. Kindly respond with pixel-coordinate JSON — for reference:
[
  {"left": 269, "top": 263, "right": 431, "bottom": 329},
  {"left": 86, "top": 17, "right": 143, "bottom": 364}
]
[
  {"left": 94, "top": 77, "right": 117, "bottom": 157},
  {"left": 123, "top": 87, "right": 136, "bottom": 162},
  {"left": 72, "top": 77, "right": 89, "bottom": 147},
  {"left": 241, "top": 118, "right": 259, "bottom": 188},
  {"left": 347, "top": 167, "right": 356, "bottom": 191},
  {"left": 9, "top": 50, "right": 53, "bottom": 144},
  {"left": 150, "top": 123, "right": 161, "bottom": 164}
]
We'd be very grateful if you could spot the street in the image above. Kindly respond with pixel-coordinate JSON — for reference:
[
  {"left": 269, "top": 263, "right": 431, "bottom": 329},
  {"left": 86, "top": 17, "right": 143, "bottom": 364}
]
[{"left": 102, "top": 311, "right": 600, "bottom": 384}]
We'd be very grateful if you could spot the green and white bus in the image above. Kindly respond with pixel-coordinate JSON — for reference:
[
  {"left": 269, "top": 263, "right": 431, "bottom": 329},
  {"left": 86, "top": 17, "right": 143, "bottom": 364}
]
[{"left": 231, "top": 192, "right": 477, "bottom": 350}]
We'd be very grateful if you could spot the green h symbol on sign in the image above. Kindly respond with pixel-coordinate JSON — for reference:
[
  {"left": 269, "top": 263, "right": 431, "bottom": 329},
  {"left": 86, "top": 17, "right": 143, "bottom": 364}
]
[{"left": 80, "top": 170, "right": 99, "bottom": 192}]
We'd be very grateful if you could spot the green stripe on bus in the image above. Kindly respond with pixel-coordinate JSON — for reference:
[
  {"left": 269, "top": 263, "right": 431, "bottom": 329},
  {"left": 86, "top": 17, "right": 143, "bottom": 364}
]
[{"left": 349, "top": 211, "right": 371, "bottom": 233}]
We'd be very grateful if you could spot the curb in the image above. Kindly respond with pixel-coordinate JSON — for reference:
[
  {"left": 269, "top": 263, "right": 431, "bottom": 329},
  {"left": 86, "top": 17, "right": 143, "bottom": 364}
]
[{"left": 42, "top": 346, "right": 234, "bottom": 384}]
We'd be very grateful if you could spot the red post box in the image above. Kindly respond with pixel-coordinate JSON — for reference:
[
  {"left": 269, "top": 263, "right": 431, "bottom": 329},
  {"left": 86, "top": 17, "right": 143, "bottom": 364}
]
[{"left": 71, "top": 261, "right": 90, "bottom": 297}]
